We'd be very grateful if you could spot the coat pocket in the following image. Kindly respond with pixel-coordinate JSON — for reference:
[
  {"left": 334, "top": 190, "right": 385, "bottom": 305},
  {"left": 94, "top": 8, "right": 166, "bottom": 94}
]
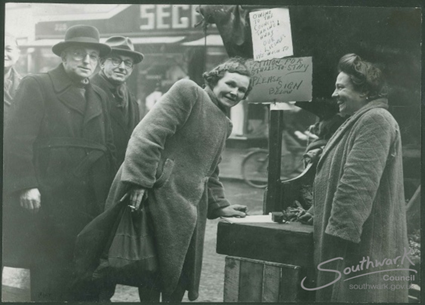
[{"left": 154, "top": 158, "right": 175, "bottom": 188}]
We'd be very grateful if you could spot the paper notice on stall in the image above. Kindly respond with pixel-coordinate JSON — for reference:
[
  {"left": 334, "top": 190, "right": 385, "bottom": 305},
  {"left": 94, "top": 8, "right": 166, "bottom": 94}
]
[
  {"left": 221, "top": 214, "right": 275, "bottom": 224},
  {"left": 246, "top": 57, "right": 313, "bottom": 103},
  {"left": 250, "top": 8, "right": 293, "bottom": 61}
]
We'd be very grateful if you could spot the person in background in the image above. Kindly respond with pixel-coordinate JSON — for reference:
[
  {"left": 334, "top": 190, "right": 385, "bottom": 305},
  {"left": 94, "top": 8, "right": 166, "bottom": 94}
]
[
  {"left": 91, "top": 36, "right": 144, "bottom": 167},
  {"left": 4, "top": 25, "right": 116, "bottom": 302},
  {"left": 145, "top": 82, "right": 163, "bottom": 112},
  {"left": 4, "top": 32, "right": 22, "bottom": 120},
  {"left": 2, "top": 31, "right": 28, "bottom": 292},
  {"left": 79, "top": 57, "right": 251, "bottom": 302},
  {"left": 305, "top": 53, "right": 409, "bottom": 302}
]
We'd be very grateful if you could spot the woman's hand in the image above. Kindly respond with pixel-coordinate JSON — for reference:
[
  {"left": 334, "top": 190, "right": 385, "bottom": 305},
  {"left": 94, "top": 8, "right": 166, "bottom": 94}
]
[
  {"left": 128, "top": 187, "right": 147, "bottom": 211},
  {"left": 20, "top": 188, "right": 41, "bottom": 213},
  {"left": 216, "top": 204, "right": 248, "bottom": 218},
  {"left": 297, "top": 211, "right": 313, "bottom": 225}
]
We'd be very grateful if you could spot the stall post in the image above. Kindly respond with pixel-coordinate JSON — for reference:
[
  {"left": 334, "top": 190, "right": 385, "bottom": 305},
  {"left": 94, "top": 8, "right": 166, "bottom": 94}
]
[{"left": 264, "top": 108, "right": 284, "bottom": 214}]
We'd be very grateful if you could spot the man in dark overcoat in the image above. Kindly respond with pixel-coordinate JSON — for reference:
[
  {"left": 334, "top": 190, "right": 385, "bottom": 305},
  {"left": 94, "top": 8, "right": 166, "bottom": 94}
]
[
  {"left": 90, "top": 36, "right": 144, "bottom": 302},
  {"left": 2, "top": 31, "right": 28, "bottom": 283},
  {"left": 91, "top": 36, "right": 143, "bottom": 167},
  {"left": 3, "top": 25, "right": 116, "bottom": 302}
]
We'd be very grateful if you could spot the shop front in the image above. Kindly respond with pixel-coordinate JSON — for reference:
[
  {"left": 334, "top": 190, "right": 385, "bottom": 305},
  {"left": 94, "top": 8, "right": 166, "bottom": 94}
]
[
  {"left": 23, "top": 5, "right": 220, "bottom": 115},
  {"left": 16, "top": 4, "right": 269, "bottom": 142}
]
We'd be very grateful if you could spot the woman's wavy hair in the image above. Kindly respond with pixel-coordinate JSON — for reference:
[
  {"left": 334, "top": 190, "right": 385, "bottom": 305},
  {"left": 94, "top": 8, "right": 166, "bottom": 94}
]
[
  {"left": 337, "top": 53, "right": 388, "bottom": 100},
  {"left": 202, "top": 57, "right": 253, "bottom": 99}
]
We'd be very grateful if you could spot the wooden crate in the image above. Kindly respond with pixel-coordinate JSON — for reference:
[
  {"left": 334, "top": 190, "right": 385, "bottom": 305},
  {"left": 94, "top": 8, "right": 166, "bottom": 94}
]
[
  {"left": 217, "top": 221, "right": 314, "bottom": 270},
  {"left": 224, "top": 256, "right": 309, "bottom": 302},
  {"left": 217, "top": 221, "right": 315, "bottom": 302}
]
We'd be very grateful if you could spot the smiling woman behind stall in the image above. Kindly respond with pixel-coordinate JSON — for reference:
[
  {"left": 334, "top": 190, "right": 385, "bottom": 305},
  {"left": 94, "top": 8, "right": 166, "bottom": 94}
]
[
  {"left": 96, "top": 57, "right": 253, "bottom": 302},
  {"left": 311, "top": 53, "right": 409, "bottom": 303}
]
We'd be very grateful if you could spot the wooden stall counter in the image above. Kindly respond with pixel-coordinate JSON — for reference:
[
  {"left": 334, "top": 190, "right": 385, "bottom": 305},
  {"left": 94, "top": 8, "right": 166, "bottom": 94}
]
[{"left": 216, "top": 218, "right": 315, "bottom": 302}]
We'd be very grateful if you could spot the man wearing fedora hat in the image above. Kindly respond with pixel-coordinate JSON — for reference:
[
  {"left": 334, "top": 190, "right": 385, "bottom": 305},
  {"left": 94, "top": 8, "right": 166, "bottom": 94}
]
[
  {"left": 91, "top": 36, "right": 144, "bottom": 168},
  {"left": 4, "top": 25, "right": 117, "bottom": 301},
  {"left": 91, "top": 36, "right": 154, "bottom": 302}
]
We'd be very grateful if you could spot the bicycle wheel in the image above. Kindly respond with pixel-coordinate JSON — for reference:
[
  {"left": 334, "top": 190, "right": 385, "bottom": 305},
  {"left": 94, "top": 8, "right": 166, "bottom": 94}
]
[{"left": 241, "top": 149, "right": 269, "bottom": 188}]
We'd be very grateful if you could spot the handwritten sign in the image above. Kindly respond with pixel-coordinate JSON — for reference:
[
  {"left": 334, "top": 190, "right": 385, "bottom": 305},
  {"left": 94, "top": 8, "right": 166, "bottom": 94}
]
[
  {"left": 246, "top": 57, "right": 313, "bottom": 103},
  {"left": 249, "top": 8, "right": 293, "bottom": 61}
]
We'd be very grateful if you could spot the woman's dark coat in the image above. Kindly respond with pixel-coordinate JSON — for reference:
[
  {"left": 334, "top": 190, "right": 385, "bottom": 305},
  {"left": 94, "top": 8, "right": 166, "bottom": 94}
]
[
  {"left": 90, "top": 73, "right": 141, "bottom": 167},
  {"left": 312, "top": 99, "right": 410, "bottom": 302},
  {"left": 4, "top": 64, "right": 116, "bottom": 267}
]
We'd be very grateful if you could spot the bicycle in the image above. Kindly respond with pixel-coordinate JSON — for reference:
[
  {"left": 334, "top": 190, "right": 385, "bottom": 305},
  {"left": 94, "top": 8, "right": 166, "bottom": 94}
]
[
  {"left": 241, "top": 148, "right": 269, "bottom": 188},
  {"left": 241, "top": 146, "right": 307, "bottom": 189}
]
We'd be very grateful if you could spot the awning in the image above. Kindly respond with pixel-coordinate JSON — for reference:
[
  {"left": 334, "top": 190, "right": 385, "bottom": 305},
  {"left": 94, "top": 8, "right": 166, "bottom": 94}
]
[
  {"left": 34, "top": 4, "right": 131, "bottom": 22},
  {"left": 181, "top": 34, "right": 223, "bottom": 46},
  {"left": 21, "top": 36, "right": 186, "bottom": 47}
]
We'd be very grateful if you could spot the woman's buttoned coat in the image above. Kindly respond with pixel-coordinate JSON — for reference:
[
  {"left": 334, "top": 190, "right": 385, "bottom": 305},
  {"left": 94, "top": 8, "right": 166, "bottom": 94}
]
[
  {"left": 105, "top": 79, "right": 233, "bottom": 300},
  {"left": 312, "top": 99, "right": 409, "bottom": 302}
]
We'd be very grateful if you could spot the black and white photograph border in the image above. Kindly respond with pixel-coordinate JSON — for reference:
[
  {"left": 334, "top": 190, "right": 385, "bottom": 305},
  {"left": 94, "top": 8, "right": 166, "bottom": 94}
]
[{"left": 2, "top": 1, "right": 423, "bottom": 303}]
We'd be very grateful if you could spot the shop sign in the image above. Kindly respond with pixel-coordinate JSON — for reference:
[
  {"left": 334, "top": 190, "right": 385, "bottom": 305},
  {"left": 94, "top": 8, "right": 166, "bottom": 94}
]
[
  {"left": 36, "top": 19, "right": 107, "bottom": 38},
  {"left": 139, "top": 5, "right": 202, "bottom": 30},
  {"left": 36, "top": 4, "right": 205, "bottom": 38},
  {"left": 246, "top": 57, "right": 312, "bottom": 103}
]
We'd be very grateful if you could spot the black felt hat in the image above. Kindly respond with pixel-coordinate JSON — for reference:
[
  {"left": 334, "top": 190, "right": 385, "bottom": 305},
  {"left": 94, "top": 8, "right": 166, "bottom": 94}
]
[{"left": 52, "top": 25, "right": 111, "bottom": 57}]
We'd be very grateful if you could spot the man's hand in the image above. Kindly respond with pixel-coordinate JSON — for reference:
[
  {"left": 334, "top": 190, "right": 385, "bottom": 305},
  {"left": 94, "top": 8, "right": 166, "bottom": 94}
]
[
  {"left": 20, "top": 188, "right": 41, "bottom": 213},
  {"left": 128, "top": 187, "right": 146, "bottom": 211},
  {"left": 216, "top": 204, "right": 248, "bottom": 218}
]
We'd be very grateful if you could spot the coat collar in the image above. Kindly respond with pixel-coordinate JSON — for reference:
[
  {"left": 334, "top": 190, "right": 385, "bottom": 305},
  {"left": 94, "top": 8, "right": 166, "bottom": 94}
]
[
  {"left": 97, "top": 71, "right": 119, "bottom": 90},
  {"left": 91, "top": 73, "right": 134, "bottom": 131},
  {"left": 49, "top": 64, "right": 87, "bottom": 93},
  {"left": 11, "top": 67, "right": 22, "bottom": 87},
  {"left": 91, "top": 73, "right": 114, "bottom": 94},
  {"left": 92, "top": 72, "right": 127, "bottom": 99},
  {"left": 204, "top": 86, "right": 228, "bottom": 113},
  {"left": 83, "top": 85, "right": 105, "bottom": 125},
  {"left": 48, "top": 64, "right": 103, "bottom": 123},
  {"left": 204, "top": 85, "right": 233, "bottom": 135},
  {"left": 5, "top": 67, "right": 21, "bottom": 83},
  {"left": 317, "top": 98, "right": 389, "bottom": 169}
]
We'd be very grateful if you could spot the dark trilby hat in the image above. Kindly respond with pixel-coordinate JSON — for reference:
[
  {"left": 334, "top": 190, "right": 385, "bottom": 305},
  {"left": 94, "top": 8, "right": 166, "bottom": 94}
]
[
  {"left": 104, "top": 36, "right": 144, "bottom": 64},
  {"left": 52, "top": 25, "right": 111, "bottom": 57}
]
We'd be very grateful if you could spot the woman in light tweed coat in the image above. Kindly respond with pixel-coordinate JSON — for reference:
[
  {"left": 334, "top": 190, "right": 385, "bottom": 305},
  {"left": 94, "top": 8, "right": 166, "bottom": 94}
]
[
  {"left": 104, "top": 58, "right": 252, "bottom": 302},
  {"left": 310, "top": 54, "right": 410, "bottom": 302}
]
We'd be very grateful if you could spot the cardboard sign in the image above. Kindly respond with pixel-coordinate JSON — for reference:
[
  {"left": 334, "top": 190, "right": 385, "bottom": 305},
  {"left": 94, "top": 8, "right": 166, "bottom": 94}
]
[
  {"left": 249, "top": 8, "right": 293, "bottom": 61},
  {"left": 246, "top": 57, "right": 313, "bottom": 103}
]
